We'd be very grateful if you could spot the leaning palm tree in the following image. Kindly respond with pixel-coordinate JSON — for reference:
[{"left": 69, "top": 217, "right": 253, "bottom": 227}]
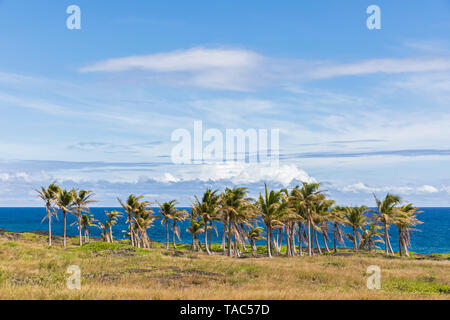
[
  {"left": 373, "top": 193, "right": 402, "bottom": 255},
  {"left": 72, "top": 190, "right": 96, "bottom": 246},
  {"left": 97, "top": 221, "right": 111, "bottom": 242},
  {"left": 343, "top": 205, "right": 368, "bottom": 251},
  {"left": 105, "top": 210, "right": 122, "bottom": 242},
  {"left": 247, "top": 227, "right": 264, "bottom": 257},
  {"left": 359, "top": 221, "right": 384, "bottom": 252},
  {"left": 220, "top": 187, "right": 251, "bottom": 257},
  {"left": 55, "top": 188, "right": 75, "bottom": 247},
  {"left": 394, "top": 204, "right": 423, "bottom": 257},
  {"left": 169, "top": 207, "right": 188, "bottom": 250},
  {"left": 330, "top": 206, "right": 346, "bottom": 253},
  {"left": 133, "top": 205, "right": 157, "bottom": 248},
  {"left": 187, "top": 217, "right": 205, "bottom": 252},
  {"left": 80, "top": 213, "right": 96, "bottom": 243},
  {"left": 36, "top": 182, "right": 60, "bottom": 246},
  {"left": 118, "top": 195, "right": 150, "bottom": 247},
  {"left": 290, "top": 182, "right": 325, "bottom": 256},
  {"left": 192, "top": 189, "right": 220, "bottom": 255},
  {"left": 257, "top": 183, "right": 287, "bottom": 258},
  {"left": 158, "top": 200, "right": 178, "bottom": 249}
]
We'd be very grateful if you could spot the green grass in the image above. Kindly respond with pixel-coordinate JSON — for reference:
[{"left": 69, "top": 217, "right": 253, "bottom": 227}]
[
  {"left": 385, "top": 278, "right": 450, "bottom": 294},
  {"left": 0, "top": 235, "right": 449, "bottom": 300}
]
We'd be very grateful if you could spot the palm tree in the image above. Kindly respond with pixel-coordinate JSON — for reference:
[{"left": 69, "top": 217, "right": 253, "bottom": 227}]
[
  {"left": 394, "top": 204, "right": 423, "bottom": 257},
  {"left": 330, "top": 206, "right": 345, "bottom": 253},
  {"left": 158, "top": 200, "right": 178, "bottom": 249},
  {"left": 36, "top": 182, "right": 60, "bottom": 246},
  {"left": 359, "top": 221, "right": 384, "bottom": 252},
  {"left": 169, "top": 207, "right": 188, "bottom": 250},
  {"left": 187, "top": 217, "right": 205, "bottom": 251},
  {"left": 192, "top": 189, "right": 220, "bottom": 255},
  {"left": 73, "top": 190, "right": 96, "bottom": 246},
  {"left": 343, "top": 206, "right": 368, "bottom": 251},
  {"left": 247, "top": 227, "right": 264, "bottom": 257},
  {"left": 373, "top": 193, "right": 402, "bottom": 255},
  {"left": 55, "top": 188, "right": 75, "bottom": 247},
  {"left": 257, "top": 183, "right": 287, "bottom": 258},
  {"left": 287, "top": 192, "right": 308, "bottom": 256},
  {"left": 97, "top": 221, "right": 110, "bottom": 242},
  {"left": 220, "top": 187, "right": 251, "bottom": 257},
  {"left": 290, "top": 182, "right": 325, "bottom": 256},
  {"left": 80, "top": 213, "right": 96, "bottom": 243},
  {"left": 133, "top": 205, "right": 157, "bottom": 248},
  {"left": 118, "top": 195, "right": 150, "bottom": 247},
  {"left": 105, "top": 210, "right": 122, "bottom": 242}
]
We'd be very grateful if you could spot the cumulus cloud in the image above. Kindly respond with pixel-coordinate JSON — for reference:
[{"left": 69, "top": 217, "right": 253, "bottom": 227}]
[
  {"left": 0, "top": 172, "right": 31, "bottom": 182},
  {"left": 159, "top": 162, "right": 315, "bottom": 186},
  {"left": 417, "top": 185, "right": 439, "bottom": 193}
]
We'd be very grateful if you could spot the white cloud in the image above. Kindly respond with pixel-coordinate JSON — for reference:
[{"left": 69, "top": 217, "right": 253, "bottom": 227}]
[
  {"left": 341, "top": 182, "right": 441, "bottom": 195},
  {"left": 166, "top": 162, "right": 315, "bottom": 186},
  {"left": 157, "top": 173, "right": 180, "bottom": 183},
  {"left": 79, "top": 47, "right": 264, "bottom": 91},
  {"left": 309, "top": 58, "right": 450, "bottom": 79},
  {"left": 417, "top": 185, "right": 439, "bottom": 193},
  {"left": 0, "top": 172, "right": 31, "bottom": 182},
  {"left": 80, "top": 47, "right": 263, "bottom": 73}
]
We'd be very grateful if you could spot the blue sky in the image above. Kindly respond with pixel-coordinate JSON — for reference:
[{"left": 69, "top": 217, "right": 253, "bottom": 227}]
[{"left": 0, "top": 0, "right": 450, "bottom": 206}]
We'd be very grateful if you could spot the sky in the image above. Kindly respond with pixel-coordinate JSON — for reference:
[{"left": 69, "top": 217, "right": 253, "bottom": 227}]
[{"left": 0, "top": 0, "right": 450, "bottom": 206}]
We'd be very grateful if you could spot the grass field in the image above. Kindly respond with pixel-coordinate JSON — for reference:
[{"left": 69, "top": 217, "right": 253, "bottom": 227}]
[{"left": 0, "top": 231, "right": 449, "bottom": 300}]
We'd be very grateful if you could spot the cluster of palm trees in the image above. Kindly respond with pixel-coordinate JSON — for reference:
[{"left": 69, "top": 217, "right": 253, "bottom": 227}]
[{"left": 36, "top": 182, "right": 422, "bottom": 258}]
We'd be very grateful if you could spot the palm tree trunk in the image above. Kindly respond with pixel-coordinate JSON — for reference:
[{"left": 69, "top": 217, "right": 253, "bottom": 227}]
[
  {"left": 165, "top": 221, "right": 169, "bottom": 249},
  {"left": 307, "top": 220, "right": 312, "bottom": 256},
  {"left": 286, "top": 225, "right": 291, "bottom": 257},
  {"left": 267, "top": 225, "right": 272, "bottom": 258},
  {"left": 323, "top": 232, "right": 330, "bottom": 253},
  {"left": 63, "top": 209, "right": 67, "bottom": 247},
  {"left": 209, "top": 226, "right": 212, "bottom": 252},
  {"left": 227, "top": 218, "right": 232, "bottom": 257},
  {"left": 109, "top": 225, "right": 113, "bottom": 242},
  {"left": 315, "top": 229, "right": 322, "bottom": 254},
  {"left": 333, "top": 223, "right": 337, "bottom": 253},
  {"left": 205, "top": 220, "right": 211, "bottom": 255},
  {"left": 221, "top": 218, "right": 227, "bottom": 253},
  {"left": 387, "top": 231, "right": 394, "bottom": 255},
  {"left": 384, "top": 221, "right": 388, "bottom": 255},
  {"left": 251, "top": 239, "right": 256, "bottom": 257},
  {"left": 353, "top": 227, "right": 358, "bottom": 251},
  {"left": 402, "top": 232, "right": 409, "bottom": 257},
  {"left": 298, "top": 223, "right": 303, "bottom": 256},
  {"left": 172, "top": 221, "right": 177, "bottom": 249},
  {"left": 291, "top": 224, "right": 297, "bottom": 255},
  {"left": 398, "top": 229, "right": 402, "bottom": 257},
  {"left": 78, "top": 215, "right": 82, "bottom": 246},
  {"left": 48, "top": 209, "right": 52, "bottom": 247}
]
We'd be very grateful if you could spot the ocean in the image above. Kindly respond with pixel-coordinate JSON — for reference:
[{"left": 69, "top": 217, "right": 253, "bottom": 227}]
[{"left": 0, "top": 207, "right": 448, "bottom": 254}]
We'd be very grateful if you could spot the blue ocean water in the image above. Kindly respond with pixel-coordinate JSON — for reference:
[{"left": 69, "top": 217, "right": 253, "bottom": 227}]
[{"left": 0, "top": 207, "right": 448, "bottom": 254}]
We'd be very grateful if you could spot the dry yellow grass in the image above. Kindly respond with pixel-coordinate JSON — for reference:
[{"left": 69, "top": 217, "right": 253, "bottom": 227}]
[{"left": 0, "top": 233, "right": 448, "bottom": 300}]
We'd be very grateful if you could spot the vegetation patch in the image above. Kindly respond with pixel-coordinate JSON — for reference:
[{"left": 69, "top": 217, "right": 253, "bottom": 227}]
[
  {"left": 322, "top": 261, "right": 347, "bottom": 268},
  {"left": 385, "top": 278, "right": 450, "bottom": 295}
]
